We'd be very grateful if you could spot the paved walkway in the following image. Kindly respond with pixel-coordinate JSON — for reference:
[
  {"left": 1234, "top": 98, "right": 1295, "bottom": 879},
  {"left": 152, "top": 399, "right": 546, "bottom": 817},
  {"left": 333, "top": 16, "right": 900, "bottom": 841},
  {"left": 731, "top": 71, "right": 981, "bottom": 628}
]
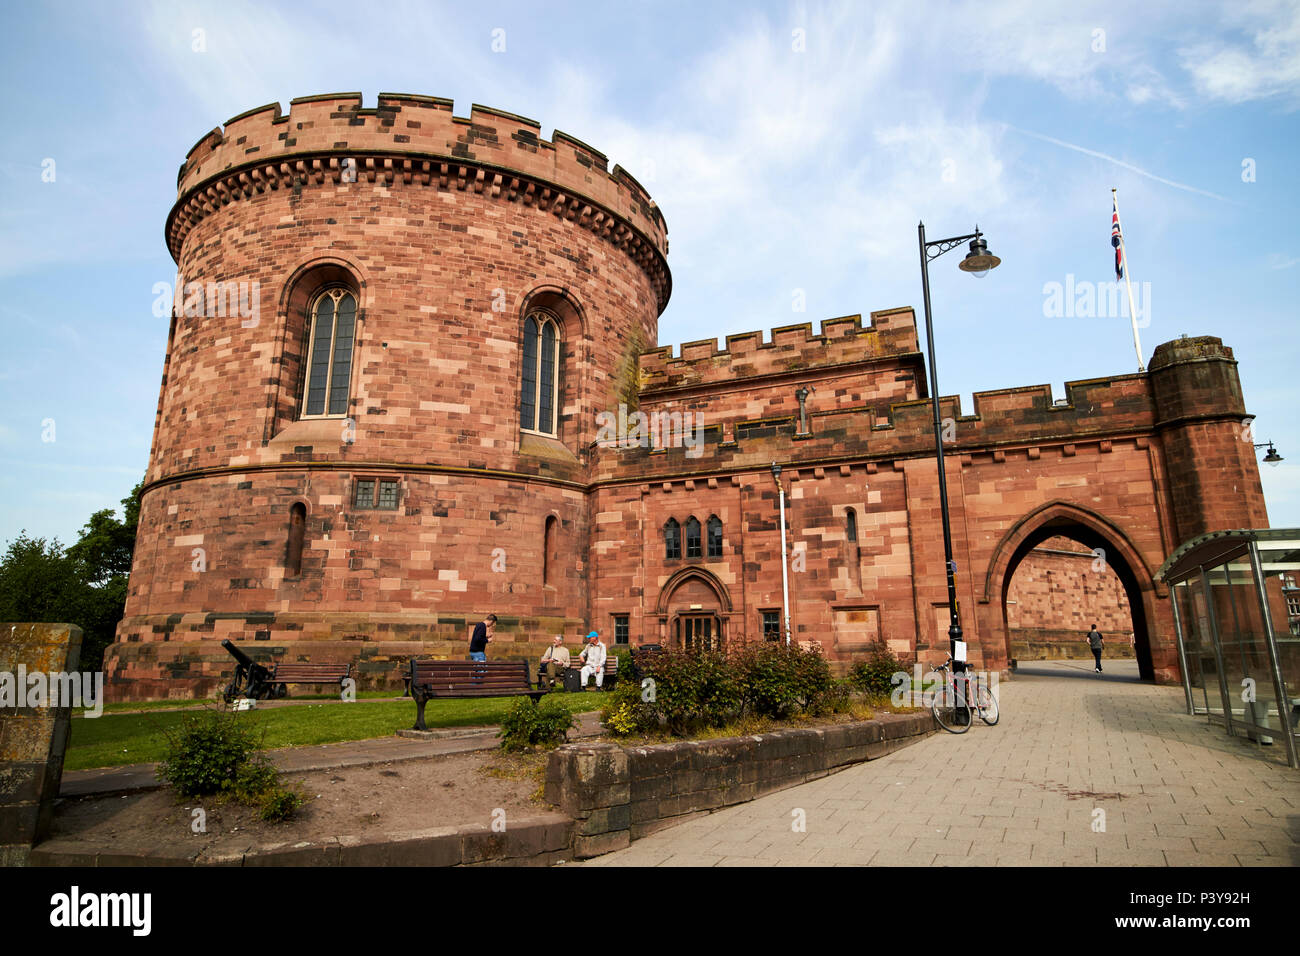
[{"left": 583, "top": 662, "right": 1300, "bottom": 866}]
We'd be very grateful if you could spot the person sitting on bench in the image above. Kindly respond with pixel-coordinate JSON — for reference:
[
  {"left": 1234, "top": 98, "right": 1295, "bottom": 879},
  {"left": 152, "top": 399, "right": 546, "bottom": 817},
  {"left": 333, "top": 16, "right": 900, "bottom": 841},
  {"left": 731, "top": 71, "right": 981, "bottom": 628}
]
[
  {"left": 538, "top": 635, "right": 571, "bottom": 691},
  {"left": 579, "top": 630, "right": 607, "bottom": 689}
]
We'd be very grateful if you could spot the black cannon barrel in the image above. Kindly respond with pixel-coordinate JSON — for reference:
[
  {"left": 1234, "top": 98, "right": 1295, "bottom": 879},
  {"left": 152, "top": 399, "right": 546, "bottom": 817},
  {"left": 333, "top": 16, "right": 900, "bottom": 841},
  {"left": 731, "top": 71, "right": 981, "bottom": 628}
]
[{"left": 221, "top": 639, "right": 255, "bottom": 668}]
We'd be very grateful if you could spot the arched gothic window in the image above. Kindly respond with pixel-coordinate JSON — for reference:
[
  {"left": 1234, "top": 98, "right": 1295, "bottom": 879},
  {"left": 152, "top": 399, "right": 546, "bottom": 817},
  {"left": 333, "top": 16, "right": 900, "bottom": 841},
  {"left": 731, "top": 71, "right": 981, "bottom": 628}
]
[
  {"left": 685, "top": 517, "right": 702, "bottom": 559},
  {"left": 520, "top": 312, "right": 561, "bottom": 436},
  {"left": 664, "top": 518, "right": 681, "bottom": 560},
  {"left": 301, "top": 287, "right": 357, "bottom": 417},
  {"left": 706, "top": 515, "right": 723, "bottom": 559}
]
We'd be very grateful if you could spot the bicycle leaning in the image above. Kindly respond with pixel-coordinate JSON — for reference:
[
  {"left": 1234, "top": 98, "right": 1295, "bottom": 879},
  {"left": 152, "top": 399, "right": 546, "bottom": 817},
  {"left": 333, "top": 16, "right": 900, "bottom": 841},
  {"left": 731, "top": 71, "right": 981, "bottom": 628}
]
[{"left": 929, "top": 657, "right": 999, "bottom": 734}]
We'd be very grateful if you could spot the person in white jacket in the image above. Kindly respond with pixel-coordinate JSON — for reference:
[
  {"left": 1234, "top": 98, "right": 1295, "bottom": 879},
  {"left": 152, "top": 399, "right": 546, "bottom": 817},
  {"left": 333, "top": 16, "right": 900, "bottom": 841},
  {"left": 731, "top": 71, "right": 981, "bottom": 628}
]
[{"left": 579, "top": 631, "right": 607, "bottom": 689}]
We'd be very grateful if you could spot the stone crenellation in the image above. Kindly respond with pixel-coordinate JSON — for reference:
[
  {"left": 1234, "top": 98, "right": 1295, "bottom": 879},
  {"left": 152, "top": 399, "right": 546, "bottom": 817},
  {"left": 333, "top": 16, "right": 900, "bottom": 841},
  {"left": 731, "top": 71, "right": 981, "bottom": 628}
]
[{"left": 170, "top": 93, "right": 669, "bottom": 309}]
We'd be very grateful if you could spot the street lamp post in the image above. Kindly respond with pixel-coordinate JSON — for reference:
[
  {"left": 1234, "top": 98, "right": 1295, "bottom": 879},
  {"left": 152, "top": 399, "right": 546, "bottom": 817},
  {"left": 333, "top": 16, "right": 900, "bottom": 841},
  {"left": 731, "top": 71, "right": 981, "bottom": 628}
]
[
  {"left": 916, "top": 222, "right": 1001, "bottom": 681},
  {"left": 772, "top": 462, "right": 792, "bottom": 646}
]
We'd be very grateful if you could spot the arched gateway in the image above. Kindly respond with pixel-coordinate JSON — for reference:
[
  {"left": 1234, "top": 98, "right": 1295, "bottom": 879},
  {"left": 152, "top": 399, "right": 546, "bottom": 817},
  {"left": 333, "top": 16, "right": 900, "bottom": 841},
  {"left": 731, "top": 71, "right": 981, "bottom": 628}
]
[{"left": 106, "top": 94, "right": 1272, "bottom": 699}]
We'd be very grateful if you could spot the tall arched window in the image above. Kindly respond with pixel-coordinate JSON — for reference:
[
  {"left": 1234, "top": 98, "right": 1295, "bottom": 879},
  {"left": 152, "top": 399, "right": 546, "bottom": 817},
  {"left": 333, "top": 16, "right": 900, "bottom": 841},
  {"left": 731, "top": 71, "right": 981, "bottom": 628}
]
[
  {"left": 846, "top": 509, "right": 858, "bottom": 543},
  {"left": 706, "top": 516, "right": 723, "bottom": 559},
  {"left": 543, "top": 515, "right": 558, "bottom": 587},
  {"left": 664, "top": 518, "right": 681, "bottom": 560},
  {"left": 301, "top": 287, "right": 357, "bottom": 417},
  {"left": 520, "top": 312, "right": 561, "bottom": 435},
  {"left": 286, "top": 503, "right": 306, "bottom": 577},
  {"left": 685, "top": 517, "right": 702, "bottom": 559}
]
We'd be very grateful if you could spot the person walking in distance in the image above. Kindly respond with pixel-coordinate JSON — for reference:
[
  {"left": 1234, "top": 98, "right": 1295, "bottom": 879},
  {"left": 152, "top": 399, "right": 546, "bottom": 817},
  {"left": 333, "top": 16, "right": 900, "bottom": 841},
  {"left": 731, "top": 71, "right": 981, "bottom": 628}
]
[
  {"left": 469, "top": 614, "right": 497, "bottom": 662},
  {"left": 1086, "top": 624, "right": 1104, "bottom": 673}
]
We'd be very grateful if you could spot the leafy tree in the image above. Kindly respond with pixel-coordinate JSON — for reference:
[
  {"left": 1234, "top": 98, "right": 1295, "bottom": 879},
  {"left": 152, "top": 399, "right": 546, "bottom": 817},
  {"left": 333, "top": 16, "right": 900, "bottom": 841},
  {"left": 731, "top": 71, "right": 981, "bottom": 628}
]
[
  {"left": 0, "top": 534, "right": 85, "bottom": 625},
  {"left": 0, "top": 479, "right": 142, "bottom": 670}
]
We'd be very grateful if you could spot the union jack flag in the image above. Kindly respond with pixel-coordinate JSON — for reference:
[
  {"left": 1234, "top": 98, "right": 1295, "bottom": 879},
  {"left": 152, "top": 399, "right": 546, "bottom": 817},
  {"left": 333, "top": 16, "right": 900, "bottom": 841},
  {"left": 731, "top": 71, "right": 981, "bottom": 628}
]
[{"left": 1111, "top": 196, "right": 1124, "bottom": 279}]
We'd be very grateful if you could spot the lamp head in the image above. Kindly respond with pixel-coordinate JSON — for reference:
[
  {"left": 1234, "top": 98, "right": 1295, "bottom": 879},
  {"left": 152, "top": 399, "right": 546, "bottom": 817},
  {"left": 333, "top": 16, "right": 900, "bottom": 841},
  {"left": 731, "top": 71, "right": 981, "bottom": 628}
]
[
  {"left": 1264, "top": 444, "right": 1284, "bottom": 467},
  {"left": 958, "top": 235, "right": 1001, "bottom": 277},
  {"left": 771, "top": 462, "right": 782, "bottom": 479}
]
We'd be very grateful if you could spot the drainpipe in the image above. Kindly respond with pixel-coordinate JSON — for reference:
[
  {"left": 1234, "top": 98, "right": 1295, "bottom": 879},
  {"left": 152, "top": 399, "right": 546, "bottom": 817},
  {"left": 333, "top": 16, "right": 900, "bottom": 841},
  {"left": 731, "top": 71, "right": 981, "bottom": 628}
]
[{"left": 772, "top": 462, "right": 791, "bottom": 645}]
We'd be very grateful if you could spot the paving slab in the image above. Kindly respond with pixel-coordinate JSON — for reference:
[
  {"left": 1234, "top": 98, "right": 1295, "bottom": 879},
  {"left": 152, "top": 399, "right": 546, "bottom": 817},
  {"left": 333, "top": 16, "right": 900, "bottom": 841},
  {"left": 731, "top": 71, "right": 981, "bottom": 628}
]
[{"left": 581, "top": 661, "right": 1300, "bottom": 866}]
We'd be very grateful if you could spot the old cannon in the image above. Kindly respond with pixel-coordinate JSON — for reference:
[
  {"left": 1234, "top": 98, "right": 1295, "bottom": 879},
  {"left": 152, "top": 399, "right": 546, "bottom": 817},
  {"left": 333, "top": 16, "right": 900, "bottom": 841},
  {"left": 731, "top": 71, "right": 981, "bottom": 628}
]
[{"left": 220, "top": 639, "right": 280, "bottom": 702}]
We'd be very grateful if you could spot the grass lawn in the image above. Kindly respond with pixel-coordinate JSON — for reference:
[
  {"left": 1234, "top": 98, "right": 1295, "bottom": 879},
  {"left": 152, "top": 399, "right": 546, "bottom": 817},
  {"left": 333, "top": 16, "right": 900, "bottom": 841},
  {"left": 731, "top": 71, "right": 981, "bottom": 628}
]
[
  {"left": 66, "top": 693, "right": 605, "bottom": 772},
  {"left": 95, "top": 689, "right": 398, "bottom": 715}
]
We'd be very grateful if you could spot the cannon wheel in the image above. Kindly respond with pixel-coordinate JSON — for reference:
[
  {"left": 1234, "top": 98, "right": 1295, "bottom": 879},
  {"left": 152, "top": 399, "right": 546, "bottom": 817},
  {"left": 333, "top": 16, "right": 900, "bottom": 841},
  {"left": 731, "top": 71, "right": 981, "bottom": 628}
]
[{"left": 222, "top": 679, "right": 240, "bottom": 704}]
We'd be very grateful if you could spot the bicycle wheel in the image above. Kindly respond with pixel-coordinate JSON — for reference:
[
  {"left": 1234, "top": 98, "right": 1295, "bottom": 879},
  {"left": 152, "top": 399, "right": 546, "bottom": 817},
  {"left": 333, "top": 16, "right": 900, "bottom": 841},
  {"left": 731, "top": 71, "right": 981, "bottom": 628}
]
[
  {"left": 931, "top": 677, "right": 972, "bottom": 734},
  {"left": 976, "top": 676, "right": 999, "bottom": 725}
]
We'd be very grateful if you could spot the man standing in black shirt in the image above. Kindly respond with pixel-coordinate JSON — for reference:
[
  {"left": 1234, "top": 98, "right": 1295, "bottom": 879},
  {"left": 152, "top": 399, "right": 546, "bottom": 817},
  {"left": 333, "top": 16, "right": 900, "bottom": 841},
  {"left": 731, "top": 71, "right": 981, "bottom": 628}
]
[{"left": 470, "top": 614, "right": 497, "bottom": 662}]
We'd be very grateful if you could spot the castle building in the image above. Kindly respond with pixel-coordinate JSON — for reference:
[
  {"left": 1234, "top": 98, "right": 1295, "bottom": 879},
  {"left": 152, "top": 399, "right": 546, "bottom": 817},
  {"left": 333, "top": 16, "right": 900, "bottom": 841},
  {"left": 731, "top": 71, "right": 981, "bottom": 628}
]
[{"left": 106, "top": 94, "right": 1272, "bottom": 700}]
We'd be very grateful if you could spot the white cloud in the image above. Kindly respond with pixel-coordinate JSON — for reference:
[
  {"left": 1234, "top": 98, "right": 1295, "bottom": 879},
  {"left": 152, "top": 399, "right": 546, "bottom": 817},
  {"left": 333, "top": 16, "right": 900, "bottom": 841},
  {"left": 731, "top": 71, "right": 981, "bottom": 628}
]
[{"left": 1181, "top": 0, "right": 1300, "bottom": 105}]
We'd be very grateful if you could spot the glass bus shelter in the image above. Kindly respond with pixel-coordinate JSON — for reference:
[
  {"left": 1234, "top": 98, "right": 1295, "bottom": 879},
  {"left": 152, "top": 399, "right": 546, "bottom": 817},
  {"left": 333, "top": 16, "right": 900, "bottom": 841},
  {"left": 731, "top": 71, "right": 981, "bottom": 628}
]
[{"left": 1157, "top": 528, "right": 1300, "bottom": 768}]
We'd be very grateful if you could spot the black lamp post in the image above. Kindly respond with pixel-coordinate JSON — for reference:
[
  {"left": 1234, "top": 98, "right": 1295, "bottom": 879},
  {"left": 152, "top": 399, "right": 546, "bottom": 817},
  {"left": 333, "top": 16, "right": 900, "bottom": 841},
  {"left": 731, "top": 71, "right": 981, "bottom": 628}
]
[{"left": 917, "top": 223, "right": 1001, "bottom": 677}]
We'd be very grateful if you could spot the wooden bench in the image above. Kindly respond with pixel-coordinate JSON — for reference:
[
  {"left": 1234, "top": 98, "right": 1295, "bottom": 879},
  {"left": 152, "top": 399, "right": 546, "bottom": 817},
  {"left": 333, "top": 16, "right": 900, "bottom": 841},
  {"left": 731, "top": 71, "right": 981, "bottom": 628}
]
[
  {"left": 409, "top": 659, "right": 543, "bottom": 730},
  {"left": 267, "top": 661, "right": 352, "bottom": 699}
]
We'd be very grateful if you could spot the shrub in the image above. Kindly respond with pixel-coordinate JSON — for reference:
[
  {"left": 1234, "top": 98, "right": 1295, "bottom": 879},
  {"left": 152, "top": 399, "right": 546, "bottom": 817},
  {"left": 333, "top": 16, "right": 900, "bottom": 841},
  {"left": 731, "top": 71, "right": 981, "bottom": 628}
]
[
  {"left": 639, "top": 648, "right": 742, "bottom": 735},
  {"left": 612, "top": 646, "right": 634, "bottom": 681},
  {"left": 848, "top": 641, "right": 903, "bottom": 697},
  {"left": 737, "top": 643, "right": 804, "bottom": 719},
  {"left": 807, "top": 679, "right": 852, "bottom": 717},
  {"left": 157, "top": 709, "right": 263, "bottom": 798},
  {"left": 231, "top": 755, "right": 279, "bottom": 802},
  {"left": 600, "top": 679, "right": 656, "bottom": 737},
  {"left": 260, "top": 786, "right": 307, "bottom": 822},
  {"left": 499, "top": 696, "right": 577, "bottom": 751},
  {"left": 737, "top": 643, "right": 834, "bottom": 718},
  {"left": 156, "top": 707, "right": 307, "bottom": 822}
]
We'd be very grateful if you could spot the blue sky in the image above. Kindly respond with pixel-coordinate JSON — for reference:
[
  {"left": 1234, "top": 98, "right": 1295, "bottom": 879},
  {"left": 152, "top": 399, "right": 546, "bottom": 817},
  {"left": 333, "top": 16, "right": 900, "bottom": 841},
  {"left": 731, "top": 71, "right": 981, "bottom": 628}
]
[{"left": 1, "top": 0, "right": 1298, "bottom": 549}]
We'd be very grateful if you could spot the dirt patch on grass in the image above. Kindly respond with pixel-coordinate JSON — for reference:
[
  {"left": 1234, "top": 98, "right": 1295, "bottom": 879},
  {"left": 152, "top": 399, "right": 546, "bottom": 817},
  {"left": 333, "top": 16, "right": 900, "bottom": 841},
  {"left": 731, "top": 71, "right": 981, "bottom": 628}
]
[{"left": 47, "top": 750, "right": 550, "bottom": 858}]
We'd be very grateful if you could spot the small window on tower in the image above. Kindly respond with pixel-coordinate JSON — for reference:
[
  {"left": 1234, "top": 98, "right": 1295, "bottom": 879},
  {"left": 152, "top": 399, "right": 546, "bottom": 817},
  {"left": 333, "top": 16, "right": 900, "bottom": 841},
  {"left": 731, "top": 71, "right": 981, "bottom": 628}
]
[
  {"left": 614, "top": 615, "right": 629, "bottom": 645},
  {"left": 354, "top": 477, "right": 400, "bottom": 510}
]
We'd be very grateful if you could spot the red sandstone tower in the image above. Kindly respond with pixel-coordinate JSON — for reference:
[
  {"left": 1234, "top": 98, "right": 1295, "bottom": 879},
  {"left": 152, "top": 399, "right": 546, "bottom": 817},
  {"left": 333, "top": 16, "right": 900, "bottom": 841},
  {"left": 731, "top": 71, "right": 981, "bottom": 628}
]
[{"left": 109, "top": 94, "right": 669, "bottom": 698}]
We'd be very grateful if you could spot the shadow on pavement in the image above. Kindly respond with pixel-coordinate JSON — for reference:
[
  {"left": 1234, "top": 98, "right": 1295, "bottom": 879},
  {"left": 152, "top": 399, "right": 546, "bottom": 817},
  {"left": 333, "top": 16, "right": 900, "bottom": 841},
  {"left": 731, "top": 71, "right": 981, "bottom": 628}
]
[{"left": 1011, "top": 661, "right": 1144, "bottom": 683}]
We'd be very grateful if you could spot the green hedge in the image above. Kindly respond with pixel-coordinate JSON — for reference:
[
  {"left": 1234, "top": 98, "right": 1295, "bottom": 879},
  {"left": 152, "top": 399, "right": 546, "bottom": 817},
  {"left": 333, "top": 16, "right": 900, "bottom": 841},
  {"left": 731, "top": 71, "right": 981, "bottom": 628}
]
[{"left": 601, "top": 643, "right": 848, "bottom": 738}]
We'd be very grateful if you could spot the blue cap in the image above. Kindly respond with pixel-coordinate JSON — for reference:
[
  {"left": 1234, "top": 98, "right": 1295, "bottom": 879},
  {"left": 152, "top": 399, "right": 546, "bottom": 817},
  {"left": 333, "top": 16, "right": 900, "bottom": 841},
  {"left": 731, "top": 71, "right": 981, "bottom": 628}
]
[{"left": 587, "top": 631, "right": 599, "bottom": 640}]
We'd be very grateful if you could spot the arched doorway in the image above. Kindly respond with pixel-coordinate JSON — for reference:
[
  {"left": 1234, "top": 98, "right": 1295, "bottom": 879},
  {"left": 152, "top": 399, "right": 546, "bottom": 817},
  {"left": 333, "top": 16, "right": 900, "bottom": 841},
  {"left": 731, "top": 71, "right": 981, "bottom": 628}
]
[
  {"left": 655, "top": 566, "right": 733, "bottom": 651},
  {"left": 983, "top": 502, "right": 1159, "bottom": 680}
]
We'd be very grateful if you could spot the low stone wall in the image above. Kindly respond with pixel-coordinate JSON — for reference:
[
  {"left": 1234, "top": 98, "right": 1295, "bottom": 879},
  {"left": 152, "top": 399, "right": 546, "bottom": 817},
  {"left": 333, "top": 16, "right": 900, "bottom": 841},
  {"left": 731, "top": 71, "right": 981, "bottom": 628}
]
[
  {"left": 545, "top": 711, "right": 933, "bottom": 858},
  {"left": 30, "top": 814, "right": 572, "bottom": 867}
]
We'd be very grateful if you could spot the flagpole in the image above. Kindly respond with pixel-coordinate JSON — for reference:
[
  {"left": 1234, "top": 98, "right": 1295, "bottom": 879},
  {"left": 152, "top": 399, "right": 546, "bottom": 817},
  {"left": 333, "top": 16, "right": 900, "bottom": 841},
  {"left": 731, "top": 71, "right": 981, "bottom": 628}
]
[{"left": 1113, "top": 187, "right": 1145, "bottom": 372}]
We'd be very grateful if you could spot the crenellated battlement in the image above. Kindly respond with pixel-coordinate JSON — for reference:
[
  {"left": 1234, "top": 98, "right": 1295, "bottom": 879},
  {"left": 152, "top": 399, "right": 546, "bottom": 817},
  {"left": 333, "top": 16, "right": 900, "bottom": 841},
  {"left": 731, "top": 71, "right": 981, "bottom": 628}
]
[
  {"left": 639, "top": 307, "right": 920, "bottom": 391},
  {"left": 169, "top": 93, "right": 670, "bottom": 307},
  {"left": 592, "top": 366, "right": 1165, "bottom": 482}
]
